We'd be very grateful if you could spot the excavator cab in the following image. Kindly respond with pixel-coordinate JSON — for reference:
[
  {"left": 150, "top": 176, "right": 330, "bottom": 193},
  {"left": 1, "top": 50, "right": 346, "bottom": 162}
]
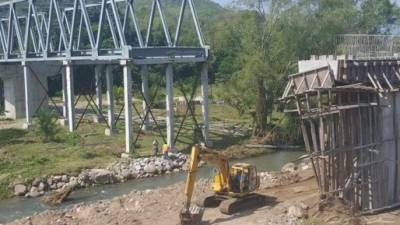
[{"left": 229, "top": 163, "right": 259, "bottom": 195}]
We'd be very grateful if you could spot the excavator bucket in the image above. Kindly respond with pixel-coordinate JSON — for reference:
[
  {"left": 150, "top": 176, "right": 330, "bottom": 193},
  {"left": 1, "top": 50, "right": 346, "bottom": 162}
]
[{"left": 180, "top": 206, "right": 204, "bottom": 225}]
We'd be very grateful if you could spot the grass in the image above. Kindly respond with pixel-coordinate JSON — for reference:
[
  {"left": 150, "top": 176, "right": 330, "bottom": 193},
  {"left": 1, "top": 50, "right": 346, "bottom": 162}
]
[{"left": 0, "top": 103, "right": 251, "bottom": 199}]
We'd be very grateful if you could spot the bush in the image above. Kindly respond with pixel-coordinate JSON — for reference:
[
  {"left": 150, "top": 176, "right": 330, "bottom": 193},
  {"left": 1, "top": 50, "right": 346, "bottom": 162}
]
[
  {"left": 113, "top": 86, "right": 123, "bottom": 105},
  {"left": 80, "top": 151, "right": 97, "bottom": 159},
  {"left": 65, "top": 132, "right": 81, "bottom": 146},
  {"left": 35, "top": 109, "right": 60, "bottom": 143}
]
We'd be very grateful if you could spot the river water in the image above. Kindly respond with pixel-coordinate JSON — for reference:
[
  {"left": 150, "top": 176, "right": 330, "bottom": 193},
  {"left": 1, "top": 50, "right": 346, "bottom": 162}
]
[{"left": 0, "top": 150, "right": 304, "bottom": 223}]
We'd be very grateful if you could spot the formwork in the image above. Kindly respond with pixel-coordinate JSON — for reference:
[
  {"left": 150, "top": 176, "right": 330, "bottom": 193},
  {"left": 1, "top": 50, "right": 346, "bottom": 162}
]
[{"left": 282, "top": 56, "right": 400, "bottom": 213}]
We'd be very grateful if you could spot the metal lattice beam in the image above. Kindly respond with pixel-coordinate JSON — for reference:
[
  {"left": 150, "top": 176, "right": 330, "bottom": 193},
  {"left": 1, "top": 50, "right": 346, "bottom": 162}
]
[{"left": 0, "top": 0, "right": 208, "bottom": 64}]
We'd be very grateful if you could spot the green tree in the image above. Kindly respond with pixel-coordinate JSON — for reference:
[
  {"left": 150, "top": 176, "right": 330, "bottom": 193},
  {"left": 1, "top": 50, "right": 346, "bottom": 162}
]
[
  {"left": 35, "top": 109, "right": 60, "bottom": 143},
  {"left": 215, "top": 0, "right": 398, "bottom": 137}
]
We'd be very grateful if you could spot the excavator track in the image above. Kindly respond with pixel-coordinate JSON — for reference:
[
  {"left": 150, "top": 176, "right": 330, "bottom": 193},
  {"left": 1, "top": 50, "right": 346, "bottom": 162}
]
[
  {"left": 218, "top": 193, "right": 266, "bottom": 215},
  {"left": 196, "top": 194, "right": 227, "bottom": 208}
]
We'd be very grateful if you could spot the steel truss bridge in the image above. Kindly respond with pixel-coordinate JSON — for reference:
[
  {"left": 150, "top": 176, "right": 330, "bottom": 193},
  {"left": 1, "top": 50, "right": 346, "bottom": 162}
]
[
  {"left": 0, "top": 0, "right": 210, "bottom": 154},
  {"left": 0, "top": 0, "right": 209, "bottom": 64}
]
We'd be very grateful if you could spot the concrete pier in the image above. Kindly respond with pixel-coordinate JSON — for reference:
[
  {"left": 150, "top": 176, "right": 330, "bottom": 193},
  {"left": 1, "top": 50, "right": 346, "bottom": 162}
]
[
  {"left": 122, "top": 61, "right": 133, "bottom": 154},
  {"left": 65, "top": 63, "right": 75, "bottom": 132},
  {"left": 94, "top": 65, "right": 103, "bottom": 122},
  {"left": 23, "top": 63, "right": 32, "bottom": 127},
  {"left": 166, "top": 64, "right": 174, "bottom": 150},
  {"left": 105, "top": 65, "right": 116, "bottom": 136},
  {"left": 61, "top": 68, "right": 68, "bottom": 124},
  {"left": 201, "top": 63, "right": 209, "bottom": 144},
  {"left": 141, "top": 65, "right": 149, "bottom": 131},
  {"left": 0, "top": 64, "right": 51, "bottom": 120}
]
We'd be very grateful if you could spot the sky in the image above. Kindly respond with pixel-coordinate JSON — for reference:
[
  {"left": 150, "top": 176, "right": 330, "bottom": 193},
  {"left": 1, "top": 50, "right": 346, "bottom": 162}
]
[
  {"left": 213, "top": 0, "right": 400, "bottom": 7},
  {"left": 212, "top": 0, "right": 232, "bottom": 7}
]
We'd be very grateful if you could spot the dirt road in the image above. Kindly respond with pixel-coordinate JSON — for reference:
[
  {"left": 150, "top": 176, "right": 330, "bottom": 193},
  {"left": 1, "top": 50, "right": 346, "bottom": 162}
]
[{"left": 6, "top": 167, "right": 400, "bottom": 225}]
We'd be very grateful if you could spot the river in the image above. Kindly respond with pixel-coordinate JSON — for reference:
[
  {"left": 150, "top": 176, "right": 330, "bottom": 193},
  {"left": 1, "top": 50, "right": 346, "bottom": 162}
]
[{"left": 0, "top": 150, "right": 304, "bottom": 223}]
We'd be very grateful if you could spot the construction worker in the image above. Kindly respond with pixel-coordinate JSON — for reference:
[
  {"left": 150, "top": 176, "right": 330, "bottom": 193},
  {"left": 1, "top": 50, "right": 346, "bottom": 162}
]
[
  {"left": 152, "top": 139, "right": 159, "bottom": 157},
  {"left": 162, "top": 144, "right": 169, "bottom": 160}
]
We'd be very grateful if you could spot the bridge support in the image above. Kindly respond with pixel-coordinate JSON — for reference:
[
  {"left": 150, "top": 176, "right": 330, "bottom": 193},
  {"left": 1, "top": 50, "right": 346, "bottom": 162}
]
[
  {"left": 122, "top": 61, "right": 133, "bottom": 154},
  {"left": 65, "top": 63, "right": 75, "bottom": 132},
  {"left": 201, "top": 63, "right": 209, "bottom": 145},
  {"left": 166, "top": 64, "right": 174, "bottom": 151},
  {"left": 22, "top": 63, "right": 32, "bottom": 128},
  {"left": 60, "top": 68, "right": 68, "bottom": 126},
  {"left": 94, "top": 66, "right": 104, "bottom": 123},
  {"left": 105, "top": 65, "right": 116, "bottom": 136},
  {"left": 141, "top": 65, "right": 150, "bottom": 131}
]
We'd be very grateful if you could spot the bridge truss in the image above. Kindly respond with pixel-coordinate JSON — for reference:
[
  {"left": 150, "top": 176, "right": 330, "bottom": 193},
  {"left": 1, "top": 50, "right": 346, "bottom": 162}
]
[{"left": 0, "top": 0, "right": 210, "bottom": 154}]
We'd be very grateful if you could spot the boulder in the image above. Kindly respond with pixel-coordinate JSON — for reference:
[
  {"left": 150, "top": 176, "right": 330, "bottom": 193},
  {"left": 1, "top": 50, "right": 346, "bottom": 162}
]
[
  {"left": 287, "top": 205, "right": 306, "bottom": 218},
  {"left": 144, "top": 163, "right": 156, "bottom": 174},
  {"left": 281, "top": 163, "right": 298, "bottom": 173},
  {"left": 47, "top": 177, "right": 53, "bottom": 186},
  {"left": 78, "top": 171, "right": 90, "bottom": 183},
  {"left": 57, "top": 182, "right": 66, "bottom": 189},
  {"left": 32, "top": 178, "right": 41, "bottom": 187},
  {"left": 27, "top": 187, "right": 41, "bottom": 198},
  {"left": 53, "top": 176, "right": 62, "bottom": 183},
  {"left": 37, "top": 182, "right": 47, "bottom": 192},
  {"left": 14, "top": 184, "right": 27, "bottom": 196},
  {"left": 88, "top": 169, "right": 115, "bottom": 184},
  {"left": 61, "top": 175, "right": 69, "bottom": 183}
]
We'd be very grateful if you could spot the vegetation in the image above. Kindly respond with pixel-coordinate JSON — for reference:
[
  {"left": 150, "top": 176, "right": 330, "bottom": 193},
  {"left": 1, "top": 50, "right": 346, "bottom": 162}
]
[
  {"left": 34, "top": 109, "right": 61, "bottom": 143},
  {"left": 1, "top": 0, "right": 399, "bottom": 200},
  {"left": 112, "top": 86, "right": 124, "bottom": 106},
  {"left": 0, "top": 104, "right": 249, "bottom": 199},
  {"left": 211, "top": 0, "right": 398, "bottom": 138}
]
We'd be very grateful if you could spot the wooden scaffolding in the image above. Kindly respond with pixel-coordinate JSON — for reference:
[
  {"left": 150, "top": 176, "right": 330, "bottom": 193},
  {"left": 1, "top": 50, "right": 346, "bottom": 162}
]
[{"left": 282, "top": 58, "right": 400, "bottom": 213}]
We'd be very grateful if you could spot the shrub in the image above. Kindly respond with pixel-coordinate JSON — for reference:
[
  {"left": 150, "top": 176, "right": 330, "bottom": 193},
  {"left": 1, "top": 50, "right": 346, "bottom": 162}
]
[
  {"left": 65, "top": 132, "right": 81, "bottom": 146},
  {"left": 35, "top": 109, "right": 60, "bottom": 143},
  {"left": 80, "top": 151, "right": 97, "bottom": 159},
  {"left": 113, "top": 86, "right": 124, "bottom": 105}
]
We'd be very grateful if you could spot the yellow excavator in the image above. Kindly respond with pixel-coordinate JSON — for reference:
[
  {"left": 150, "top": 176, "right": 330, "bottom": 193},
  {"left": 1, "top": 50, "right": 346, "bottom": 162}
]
[{"left": 180, "top": 145, "right": 265, "bottom": 225}]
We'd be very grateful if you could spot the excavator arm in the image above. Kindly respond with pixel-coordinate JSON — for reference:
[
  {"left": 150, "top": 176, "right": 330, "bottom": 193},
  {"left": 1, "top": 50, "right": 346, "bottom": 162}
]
[
  {"left": 180, "top": 145, "right": 264, "bottom": 224},
  {"left": 181, "top": 145, "right": 230, "bottom": 225}
]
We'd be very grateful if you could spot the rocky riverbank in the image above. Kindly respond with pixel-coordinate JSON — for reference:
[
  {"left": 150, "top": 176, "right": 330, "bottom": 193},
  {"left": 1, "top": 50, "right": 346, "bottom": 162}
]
[
  {"left": 5, "top": 158, "right": 318, "bottom": 225},
  {"left": 11, "top": 153, "right": 188, "bottom": 199}
]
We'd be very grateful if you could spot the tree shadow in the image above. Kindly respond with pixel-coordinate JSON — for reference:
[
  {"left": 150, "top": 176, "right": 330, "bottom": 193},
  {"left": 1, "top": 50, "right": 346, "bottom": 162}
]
[{"left": 0, "top": 128, "right": 28, "bottom": 147}]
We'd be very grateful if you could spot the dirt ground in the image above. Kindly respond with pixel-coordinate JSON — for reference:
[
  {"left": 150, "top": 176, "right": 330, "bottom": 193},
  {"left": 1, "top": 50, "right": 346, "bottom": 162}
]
[{"left": 6, "top": 168, "right": 400, "bottom": 225}]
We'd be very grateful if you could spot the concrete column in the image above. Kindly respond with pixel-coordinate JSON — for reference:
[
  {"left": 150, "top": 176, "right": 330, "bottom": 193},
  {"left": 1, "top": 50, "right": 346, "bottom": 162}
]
[
  {"left": 23, "top": 63, "right": 32, "bottom": 128},
  {"left": 166, "top": 64, "right": 174, "bottom": 150},
  {"left": 0, "top": 64, "right": 52, "bottom": 120},
  {"left": 94, "top": 65, "right": 103, "bottom": 122},
  {"left": 141, "top": 65, "right": 149, "bottom": 130},
  {"left": 65, "top": 63, "right": 75, "bottom": 132},
  {"left": 201, "top": 63, "right": 209, "bottom": 145},
  {"left": 105, "top": 65, "right": 115, "bottom": 136},
  {"left": 122, "top": 61, "right": 133, "bottom": 154},
  {"left": 61, "top": 68, "right": 68, "bottom": 125}
]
